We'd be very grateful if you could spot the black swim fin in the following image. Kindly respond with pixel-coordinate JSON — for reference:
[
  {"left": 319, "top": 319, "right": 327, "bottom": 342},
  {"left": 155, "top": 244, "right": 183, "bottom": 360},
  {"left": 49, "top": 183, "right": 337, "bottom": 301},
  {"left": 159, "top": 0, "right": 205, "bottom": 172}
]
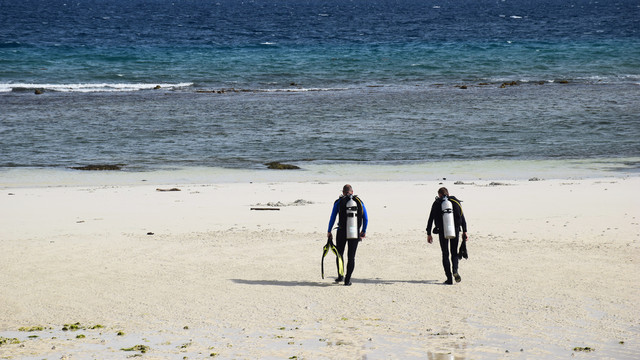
[
  {"left": 330, "top": 241, "right": 345, "bottom": 277},
  {"left": 458, "top": 240, "right": 468, "bottom": 260}
]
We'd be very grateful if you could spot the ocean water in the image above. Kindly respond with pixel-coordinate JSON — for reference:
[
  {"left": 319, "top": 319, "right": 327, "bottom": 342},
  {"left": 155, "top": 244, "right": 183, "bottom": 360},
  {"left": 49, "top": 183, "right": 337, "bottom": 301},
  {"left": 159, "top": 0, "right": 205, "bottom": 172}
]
[{"left": 1, "top": 0, "right": 639, "bottom": 173}]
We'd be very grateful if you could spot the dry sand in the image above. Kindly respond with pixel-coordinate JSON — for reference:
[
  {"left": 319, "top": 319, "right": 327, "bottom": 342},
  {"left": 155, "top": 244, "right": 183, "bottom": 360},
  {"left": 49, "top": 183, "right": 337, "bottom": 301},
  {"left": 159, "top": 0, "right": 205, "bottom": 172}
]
[{"left": 1, "top": 173, "right": 639, "bottom": 359}]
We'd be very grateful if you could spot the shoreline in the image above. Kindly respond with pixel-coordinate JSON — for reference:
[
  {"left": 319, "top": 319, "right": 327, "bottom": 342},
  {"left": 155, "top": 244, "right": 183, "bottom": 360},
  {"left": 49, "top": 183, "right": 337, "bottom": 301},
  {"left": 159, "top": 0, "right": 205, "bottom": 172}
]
[
  {"left": 1, "top": 170, "right": 639, "bottom": 359},
  {"left": 1, "top": 157, "right": 639, "bottom": 189}
]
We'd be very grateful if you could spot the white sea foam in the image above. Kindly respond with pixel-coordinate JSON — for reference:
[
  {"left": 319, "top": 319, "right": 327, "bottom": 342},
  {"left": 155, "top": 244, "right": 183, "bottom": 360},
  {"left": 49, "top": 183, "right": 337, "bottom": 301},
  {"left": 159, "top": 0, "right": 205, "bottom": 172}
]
[
  {"left": 261, "top": 87, "right": 350, "bottom": 93},
  {"left": 0, "top": 82, "right": 193, "bottom": 93},
  {"left": 572, "top": 74, "right": 640, "bottom": 84}
]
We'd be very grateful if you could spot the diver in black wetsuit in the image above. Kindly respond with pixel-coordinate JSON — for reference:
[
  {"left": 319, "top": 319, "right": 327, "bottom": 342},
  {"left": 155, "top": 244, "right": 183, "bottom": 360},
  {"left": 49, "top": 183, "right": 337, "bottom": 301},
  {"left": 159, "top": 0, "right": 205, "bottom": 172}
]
[
  {"left": 426, "top": 187, "right": 468, "bottom": 285},
  {"left": 327, "top": 184, "right": 368, "bottom": 286}
]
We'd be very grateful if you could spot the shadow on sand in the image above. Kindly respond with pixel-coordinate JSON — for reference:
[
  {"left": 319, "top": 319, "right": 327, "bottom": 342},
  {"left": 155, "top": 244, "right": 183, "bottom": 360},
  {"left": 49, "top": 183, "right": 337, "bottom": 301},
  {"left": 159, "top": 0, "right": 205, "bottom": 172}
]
[{"left": 230, "top": 278, "right": 441, "bottom": 287}]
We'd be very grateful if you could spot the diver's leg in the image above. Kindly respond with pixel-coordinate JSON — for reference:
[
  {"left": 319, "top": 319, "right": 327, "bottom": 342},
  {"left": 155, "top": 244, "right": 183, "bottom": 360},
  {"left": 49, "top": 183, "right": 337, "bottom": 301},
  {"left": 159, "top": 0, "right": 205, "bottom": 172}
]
[
  {"left": 439, "top": 235, "right": 452, "bottom": 283},
  {"left": 344, "top": 238, "right": 359, "bottom": 285},
  {"left": 334, "top": 231, "right": 346, "bottom": 281},
  {"left": 451, "top": 236, "right": 460, "bottom": 282}
]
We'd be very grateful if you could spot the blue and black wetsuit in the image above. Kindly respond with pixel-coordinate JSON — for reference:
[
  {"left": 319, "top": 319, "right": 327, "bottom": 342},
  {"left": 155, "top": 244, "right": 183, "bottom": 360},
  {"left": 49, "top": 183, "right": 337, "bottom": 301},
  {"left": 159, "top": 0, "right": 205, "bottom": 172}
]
[{"left": 328, "top": 195, "right": 368, "bottom": 284}]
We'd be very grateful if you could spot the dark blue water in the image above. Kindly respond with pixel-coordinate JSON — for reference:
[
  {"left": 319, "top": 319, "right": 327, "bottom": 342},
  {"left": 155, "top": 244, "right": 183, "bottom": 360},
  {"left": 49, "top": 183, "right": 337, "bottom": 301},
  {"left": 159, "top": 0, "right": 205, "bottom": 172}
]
[
  {"left": 1, "top": 0, "right": 639, "bottom": 170},
  {"left": 2, "top": 0, "right": 640, "bottom": 88}
]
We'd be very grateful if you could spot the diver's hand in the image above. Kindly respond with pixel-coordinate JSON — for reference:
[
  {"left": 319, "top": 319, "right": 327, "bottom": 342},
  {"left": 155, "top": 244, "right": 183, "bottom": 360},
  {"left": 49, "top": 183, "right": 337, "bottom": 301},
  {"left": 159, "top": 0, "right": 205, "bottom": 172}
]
[
  {"left": 462, "top": 232, "right": 468, "bottom": 241},
  {"left": 327, "top": 232, "right": 333, "bottom": 241},
  {"left": 359, "top": 231, "right": 366, "bottom": 240},
  {"left": 427, "top": 234, "right": 433, "bottom": 244}
]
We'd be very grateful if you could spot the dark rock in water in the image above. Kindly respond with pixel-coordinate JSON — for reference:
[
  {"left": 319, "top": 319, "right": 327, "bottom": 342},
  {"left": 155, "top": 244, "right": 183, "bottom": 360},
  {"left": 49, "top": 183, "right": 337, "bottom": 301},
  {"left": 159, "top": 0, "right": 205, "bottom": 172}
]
[
  {"left": 34, "top": 89, "right": 44, "bottom": 95},
  {"left": 154, "top": 85, "right": 161, "bottom": 89},
  {"left": 500, "top": 81, "right": 519, "bottom": 88},
  {"left": 70, "top": 164, "right": 124, "bottom": 171},
  {"left": 265, "top": 162, "right": 300, "bottom": 170}
]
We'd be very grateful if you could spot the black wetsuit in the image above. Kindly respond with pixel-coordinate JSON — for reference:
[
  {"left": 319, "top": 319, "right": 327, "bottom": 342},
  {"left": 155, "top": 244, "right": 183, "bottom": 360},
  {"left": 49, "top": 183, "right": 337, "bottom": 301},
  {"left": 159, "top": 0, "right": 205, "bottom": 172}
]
[{"left": 426, "top": 196, "right": 467, "bottom": 281}]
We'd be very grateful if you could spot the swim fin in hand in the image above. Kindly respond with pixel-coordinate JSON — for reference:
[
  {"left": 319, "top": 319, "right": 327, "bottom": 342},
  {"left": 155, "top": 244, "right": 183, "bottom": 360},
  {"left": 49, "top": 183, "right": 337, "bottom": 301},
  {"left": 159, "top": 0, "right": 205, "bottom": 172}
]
[
  {"left": 321, "top": 238, "right": 344, "bottom": 279},
  {"left": 457, "top": 239, "right": 468, "bottom": 260}
]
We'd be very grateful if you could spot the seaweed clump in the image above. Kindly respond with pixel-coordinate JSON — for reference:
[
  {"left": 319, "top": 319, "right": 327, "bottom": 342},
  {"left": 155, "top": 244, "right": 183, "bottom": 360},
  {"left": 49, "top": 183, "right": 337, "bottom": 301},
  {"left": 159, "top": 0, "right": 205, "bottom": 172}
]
[
  {"left": 70, "top": 164, "right": 124, "bottom": 171},
  {"left": 18, "top": 326, "right": 44, "bottom": 332},
  {"left": 62, "top": 322, "right": 84, "bottom": 331},
  {"left": 573, "top": 347, "right": 595, "bottom": 352},
  {"left": 265, "top": 162, "right": 300, "bottom": 170},
  {"left": 0, "top": 337, "right": 20, "bottom": 346},
  {"left": 121, "top": 344, "right": 150, "bottom": 353}
]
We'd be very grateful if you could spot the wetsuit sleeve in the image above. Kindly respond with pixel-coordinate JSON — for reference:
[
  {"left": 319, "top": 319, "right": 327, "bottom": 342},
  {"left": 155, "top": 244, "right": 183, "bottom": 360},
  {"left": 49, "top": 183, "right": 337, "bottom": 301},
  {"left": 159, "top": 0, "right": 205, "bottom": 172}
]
[
  {"left": 327, "top": 199, "right": 340, "bottom": 233},
  {"left": 361, "top": 201, "right": 368, "bottom": 233},
  {"left": 426, "top": 201, "right": 436, "bottom": 235}
]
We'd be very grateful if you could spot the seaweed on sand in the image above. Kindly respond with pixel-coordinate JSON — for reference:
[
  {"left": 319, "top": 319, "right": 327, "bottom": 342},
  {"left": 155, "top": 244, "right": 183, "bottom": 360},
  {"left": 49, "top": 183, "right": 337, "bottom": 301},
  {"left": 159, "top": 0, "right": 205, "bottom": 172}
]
[
  {"left": 121, "top": 345, "right": 150, "bottom": 353},
  {"left": 0, "top": 337, "right": 20, "bottom": 346}
]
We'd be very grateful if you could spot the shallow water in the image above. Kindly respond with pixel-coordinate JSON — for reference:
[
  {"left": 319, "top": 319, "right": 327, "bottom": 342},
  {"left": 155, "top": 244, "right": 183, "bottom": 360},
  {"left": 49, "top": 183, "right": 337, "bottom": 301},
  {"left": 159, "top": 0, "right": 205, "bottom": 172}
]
[{"left": 1, "top": 157, "right": 639, "bottom": 188}]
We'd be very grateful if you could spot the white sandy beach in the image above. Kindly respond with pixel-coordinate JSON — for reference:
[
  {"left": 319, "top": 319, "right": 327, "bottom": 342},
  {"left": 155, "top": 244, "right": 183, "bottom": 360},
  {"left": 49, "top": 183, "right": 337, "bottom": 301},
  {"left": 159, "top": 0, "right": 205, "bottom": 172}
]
[{"left": 1, "top": 168, "right": 639, "bottom": 359}]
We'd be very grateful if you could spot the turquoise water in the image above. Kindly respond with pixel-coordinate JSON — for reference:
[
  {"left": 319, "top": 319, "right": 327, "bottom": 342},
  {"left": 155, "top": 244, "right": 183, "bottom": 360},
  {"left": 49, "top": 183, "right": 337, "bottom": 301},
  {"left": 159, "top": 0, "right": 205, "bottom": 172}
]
[{"left": 1, "top": 0, "right": 639, "bottom": 171}]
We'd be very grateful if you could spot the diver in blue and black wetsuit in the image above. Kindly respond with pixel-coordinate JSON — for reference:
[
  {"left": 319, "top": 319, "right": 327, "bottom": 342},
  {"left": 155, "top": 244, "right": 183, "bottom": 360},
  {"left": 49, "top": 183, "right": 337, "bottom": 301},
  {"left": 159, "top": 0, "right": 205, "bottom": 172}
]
[{"left": 327, "top": 184, "right": 368, "bottom": 286}]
